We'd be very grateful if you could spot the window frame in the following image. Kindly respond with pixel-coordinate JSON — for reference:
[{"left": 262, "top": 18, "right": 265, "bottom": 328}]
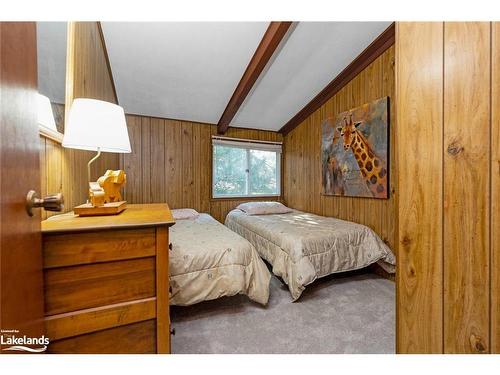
[{"left": 211, "top": 137, "right": 282, "bottom": 199}]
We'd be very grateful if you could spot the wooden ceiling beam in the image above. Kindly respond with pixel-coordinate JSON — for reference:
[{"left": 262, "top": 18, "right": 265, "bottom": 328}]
[
  {"left": 279, "top": 22, "right": 395, "bottom": 135},
  {"left": 217, "top": 21, "right": 292, "bottom": 134}
]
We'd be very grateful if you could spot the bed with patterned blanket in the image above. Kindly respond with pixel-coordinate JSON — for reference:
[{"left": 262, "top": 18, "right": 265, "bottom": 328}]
[
  {"left": 225, "top": 208, "right": 395, "bottom": 300},
  {"left": 169, "top": 212, "right": 271, "bottom": 306}
]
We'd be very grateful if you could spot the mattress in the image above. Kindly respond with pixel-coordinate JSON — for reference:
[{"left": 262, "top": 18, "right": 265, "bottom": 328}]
[
  {"left": 225, "top": 209, "right": 396, "bottom": 300},
  {"left": 169, "top": 213, "right": 271, "bottom": 306}
]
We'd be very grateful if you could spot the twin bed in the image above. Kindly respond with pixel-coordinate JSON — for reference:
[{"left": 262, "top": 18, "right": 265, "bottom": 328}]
[
  {"left": 169, "top": 202, "right": 395, "bottom": 305},
  {"left": 169, "top": 211, "right": 270, "bottom": 306}
]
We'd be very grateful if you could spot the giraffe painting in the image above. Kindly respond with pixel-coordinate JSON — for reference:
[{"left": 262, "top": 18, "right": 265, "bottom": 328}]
[{"left": 321, "top": 96, "right": 389, "bottom": 199}]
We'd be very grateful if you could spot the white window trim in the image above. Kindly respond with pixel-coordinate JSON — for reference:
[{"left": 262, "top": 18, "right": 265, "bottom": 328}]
[{"left": 212, "top": 136, "right": 282, "bottom": 199}]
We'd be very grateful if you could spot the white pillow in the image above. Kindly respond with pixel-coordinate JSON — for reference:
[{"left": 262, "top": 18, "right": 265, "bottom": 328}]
[
  {"left": 236, "top": 201, "right": 292, "bottom": 215},
  {"left": 172, "top": 208, "right": 200, "bottom": 220}
]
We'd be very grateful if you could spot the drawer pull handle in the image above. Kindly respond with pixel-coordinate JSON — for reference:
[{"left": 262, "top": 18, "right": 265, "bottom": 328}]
[
  {"left": 170, "top": 327, "right": 176, "bottom": 336},
  {"left": 169, "top": 243, "right": 173, "bottom": 250}
]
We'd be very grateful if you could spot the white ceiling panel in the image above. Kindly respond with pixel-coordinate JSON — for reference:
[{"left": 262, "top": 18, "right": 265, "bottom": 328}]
[
  {"left": 101, "top": 22, "right": 268, "bottom": 124},
  {"left": 231, "top": 22, "right": 392, "bottom": 131}
]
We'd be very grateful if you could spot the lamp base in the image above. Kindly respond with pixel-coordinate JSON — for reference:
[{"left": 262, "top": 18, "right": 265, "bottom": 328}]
[{"left": 74, "top": 201, "right": 127, "bottom": 217}]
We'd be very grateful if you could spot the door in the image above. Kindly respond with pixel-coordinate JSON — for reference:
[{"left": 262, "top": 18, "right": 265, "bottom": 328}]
[{"left": 0, "top": 22, "right": 45, "bottom": 353}]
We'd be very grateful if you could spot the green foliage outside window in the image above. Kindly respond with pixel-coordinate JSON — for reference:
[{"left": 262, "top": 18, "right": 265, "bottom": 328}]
[
  {"left": 249, "top": 150, "right": 277, "bottom": 195},
  {"left": 213, "top": 145, "right": 279, "bottom": 197}
]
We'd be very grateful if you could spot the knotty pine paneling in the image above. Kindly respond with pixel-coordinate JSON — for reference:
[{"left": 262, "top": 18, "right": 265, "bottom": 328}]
[
  {"left": 120, "top": 115, "right": 282, "bottom": 223},
  {"left": 39, "top": 22, "right": 119, "bottom": 215},
  {"left": 282, "top": 46, "right": 397, "bottom": 252},
  {"left": 492, "top": 22, "right": 500, "bottom": 354},
  {"left": 443, "top": 22, "right": 491, "bottom": 354},
  {"left": 396, "top": 22, "right": 497, "bottom": 354},
  {"left": 396, "top": 22, "right": 444, "bottom": 354}
]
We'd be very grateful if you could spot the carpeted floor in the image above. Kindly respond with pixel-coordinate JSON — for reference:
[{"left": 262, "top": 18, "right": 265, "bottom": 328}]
[{"left": 170, "top": 271, "right": 395, "bottom": 354}]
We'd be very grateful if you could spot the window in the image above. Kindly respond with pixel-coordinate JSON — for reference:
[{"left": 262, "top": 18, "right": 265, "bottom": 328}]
[{"left": 212, "top": 136, "right": 281, "bottom": 198}]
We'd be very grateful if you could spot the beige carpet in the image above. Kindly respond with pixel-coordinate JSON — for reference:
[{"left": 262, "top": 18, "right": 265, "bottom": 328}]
[{"left": 170, "top": 271, "right": 395, "bottom": 354}]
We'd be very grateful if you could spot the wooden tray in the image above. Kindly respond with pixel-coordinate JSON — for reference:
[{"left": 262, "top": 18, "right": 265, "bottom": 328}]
[{"left": 74, "top": 201, "right": 127, "bottom": 217}]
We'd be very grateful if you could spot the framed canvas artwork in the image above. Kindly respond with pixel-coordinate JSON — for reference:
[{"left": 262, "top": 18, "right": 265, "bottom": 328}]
[{"left": 321, "top": 96, "right": 389, "bottom": 199}]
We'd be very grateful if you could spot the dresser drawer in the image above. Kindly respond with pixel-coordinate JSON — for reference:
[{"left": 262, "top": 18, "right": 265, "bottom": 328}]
[
  {"left": 43, "top": 228, "right": 156, "bottom": 268},
  {"left": 41, "top": 204, "right": 174, "bottom": 353},
  {"left": 44, "top": 257, "right": 156, "bottom": 315},
  {"left": 47, "top": 319, "right": 157, "bottom": 354}
]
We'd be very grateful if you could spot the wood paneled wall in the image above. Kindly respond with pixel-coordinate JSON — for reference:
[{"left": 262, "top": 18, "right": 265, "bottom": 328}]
[
  {"left": 396, "top": 22, "right": 499, "bottom": 354},
  {"left": 120, "top": 115, "right": 282, "bottom": 223},
  {"left": 39, "top": 22, "right": 119, "bottom": 218},
  {"left": 443, "top": 22, "right": 490, "bottom": 354},
  {"left": 282, "top": 46, "right": 397, "bottom": 251},
  {"left": 396, "top": 22, "right": 443, "bottom": 354},
  {"left": 66, "top": 22, "right": 117, "bottom": 105},
  {"left": 492, "top": 22, "right": 500, "bottom": 354}
]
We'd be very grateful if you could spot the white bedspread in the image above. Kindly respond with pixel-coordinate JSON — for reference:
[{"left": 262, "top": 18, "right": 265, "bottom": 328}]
[
  {"left": 225, "top": 209, "right": 395, "bottom": 300},
  {"left": 169, "top": 213, "right": 271, "bottom": 306}
]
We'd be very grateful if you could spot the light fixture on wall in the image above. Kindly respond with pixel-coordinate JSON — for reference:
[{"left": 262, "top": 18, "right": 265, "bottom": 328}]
[
  {"left": 37, "top": 93, "right": 57, "bottom": 131},
  {"left": 62, "top": 98, "right": 131, "bottom": 216},
  {"left": 37, "top": 93, "right": 64, "bottom": 143}
]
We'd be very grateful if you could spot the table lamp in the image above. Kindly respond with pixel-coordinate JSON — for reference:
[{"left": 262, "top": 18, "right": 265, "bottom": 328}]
[{"left": 62, "top": 98, "right": 131, "bottom": 216}]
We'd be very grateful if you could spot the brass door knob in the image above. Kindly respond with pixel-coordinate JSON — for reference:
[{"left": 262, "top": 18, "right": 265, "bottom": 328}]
[{"left": 26, "top": 190, "right": 64, "bottom": 216}]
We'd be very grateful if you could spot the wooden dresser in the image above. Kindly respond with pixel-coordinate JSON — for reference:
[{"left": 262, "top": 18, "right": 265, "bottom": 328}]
[{"left": 41, "top": 203, "right": 175, "bottom": 354}]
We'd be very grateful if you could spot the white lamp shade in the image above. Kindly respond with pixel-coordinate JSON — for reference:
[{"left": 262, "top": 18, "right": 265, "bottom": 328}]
[
  {"left": 37, "top": 94, "right": 57, "bottom": 131},
  {"left": 63, "top": 98, "right": 131, "bottom": 153}
]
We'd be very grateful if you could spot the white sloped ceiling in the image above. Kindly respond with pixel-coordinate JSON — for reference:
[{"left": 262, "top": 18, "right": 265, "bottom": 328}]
[{"left": 101, "top": 21, "right": 391, "bottom": 131}]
